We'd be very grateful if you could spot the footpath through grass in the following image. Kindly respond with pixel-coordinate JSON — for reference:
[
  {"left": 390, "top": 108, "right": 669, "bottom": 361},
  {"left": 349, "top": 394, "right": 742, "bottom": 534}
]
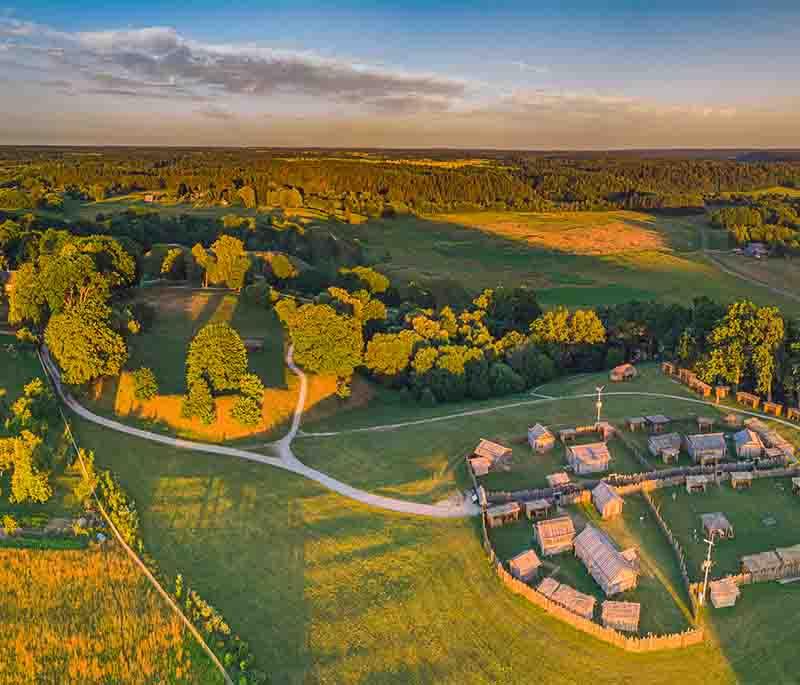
[{"left": 73, "top": 417, "right": 741, "bottom": 685}]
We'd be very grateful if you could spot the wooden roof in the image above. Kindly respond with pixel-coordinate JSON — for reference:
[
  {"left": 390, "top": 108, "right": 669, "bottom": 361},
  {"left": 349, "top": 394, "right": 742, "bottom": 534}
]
[
  {"left": 648, "top": 432, "right": 682, "bottom": 452},
  {"left": 486, "top": 502, "right": 520, "bottom": 518},
  {"left": 568, "top": 442, "right": 611, "bottom": 468},
  {"left": 537, "top": 577, "right": 560, "bottom": 598},
  {"left": 775, "top": 544, "right": 800, "bottom": 566},
  {"left": 536, "top": 516, "right": 575, "bottom": 545},
  {"left": 509, "top": 549, "right": 542, "bottom": 576},
  {"left": 645, "top": 414, "right": 671, "bottom": 424},
  {"left": 523, "top": 498, "right": 551, "bottom": 513},
  {"left": 742, "top": 550, "right": 783, "bottom": 574},
  {"left": 601, "top": 600, "right": 641, "bottom": 627},
  {"left": 701, "top": 512, "right": 733, "bottom": 533},
  {"left": 528, "top": 423, "right": 554, "bottom": 441},
  {"left": 551, "top": 583, "right": 596, "bottom": 618},
  {"left": 574, "top": 525, "right": 638, "bottom": 589},
  {"left": 686, "top": 433, "right": 726, "bottom": 452},
  {"left": 474, "top": 439, "right": 512, "bottom": 461},
  {"left": 709, "top": 578, "right": 740, "bottom": 608},
  {"left": 592, "top": 482, "right": 623, "bottom": 511},
  {"left": 469, "top": 457, "right": 492, "bottom": 476},
  {"left": 546, "top": 472, "right": 571, "bottom": 488}
]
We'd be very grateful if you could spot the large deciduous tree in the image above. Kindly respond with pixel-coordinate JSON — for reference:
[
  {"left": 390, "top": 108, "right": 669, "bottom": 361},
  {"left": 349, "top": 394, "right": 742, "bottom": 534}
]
[
  {"left": 191, "top": 236, "right": 250, "bottom": 290},
  {"left": 186, "top": 323, "right": 248, "bottom": 392}
]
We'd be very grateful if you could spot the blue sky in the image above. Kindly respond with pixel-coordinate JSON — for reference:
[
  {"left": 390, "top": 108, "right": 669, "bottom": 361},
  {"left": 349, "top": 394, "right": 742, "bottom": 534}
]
[{"left": 1, "top": 1, "right": 799, "bottom": 147}]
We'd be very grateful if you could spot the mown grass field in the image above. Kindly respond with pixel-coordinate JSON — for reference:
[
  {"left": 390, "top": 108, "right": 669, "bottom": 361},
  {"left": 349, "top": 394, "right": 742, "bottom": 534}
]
[
  {"left": 652, "top": 479, "right": 800, "bottom": 579},
  {"left": 0, "top": 546, "right": 221, "bottom": 684},
  {"left": 707, "top": 251, "right": 800, "bottom": 296},
  {"left": 332, "top": 211, "right": 800, "bottom": 314}
]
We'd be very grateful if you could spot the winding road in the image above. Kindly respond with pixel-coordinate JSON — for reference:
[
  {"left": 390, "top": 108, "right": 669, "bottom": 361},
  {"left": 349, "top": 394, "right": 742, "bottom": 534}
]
[{"left": 41, "top": 347, "right": 799, "bottom": 519}]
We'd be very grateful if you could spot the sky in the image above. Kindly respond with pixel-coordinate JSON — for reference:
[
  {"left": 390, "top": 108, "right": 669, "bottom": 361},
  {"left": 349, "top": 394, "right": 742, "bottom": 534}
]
[{"left": 1, "top": 1, "right": 799, "bottom": 149}]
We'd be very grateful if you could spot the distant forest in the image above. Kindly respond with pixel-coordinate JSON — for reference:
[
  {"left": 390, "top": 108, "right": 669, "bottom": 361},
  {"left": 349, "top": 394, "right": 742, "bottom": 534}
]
[{"left": 2, "top": 147, "right": 800, "bottom": 214}]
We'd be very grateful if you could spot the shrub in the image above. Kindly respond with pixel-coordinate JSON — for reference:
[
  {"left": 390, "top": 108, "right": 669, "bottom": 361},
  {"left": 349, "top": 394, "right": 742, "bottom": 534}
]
[
  {"left": 181, "top": 379, "right": 216, "bottom": 425},
  {"left": 132, "top": 367, "right": 158, "bottom": 401},
  {"left": 1, "top": 514, "right": 19, "bottom": 535},
  {"left": 230, "top": 396, "right": 262, "bottom": 426}
]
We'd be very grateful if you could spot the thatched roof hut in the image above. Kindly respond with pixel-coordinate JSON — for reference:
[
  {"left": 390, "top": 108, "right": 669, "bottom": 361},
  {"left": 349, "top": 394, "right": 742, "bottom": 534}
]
[
  {"left": 685, "top": 433, "right": 727, "bottom": 465},
  {"left": 592, "top": 482, "right": 624, "bottom": 520},
  {"left": 709, "top": 578, "right": 740, "bottom": 608},
  {"left": 528, "top": 423, "right": 556, "bottom": 453},
  {"left": 734, "top": 429, "right": 763, "bottom": 459},
  {"left": 508, "top": 549, "right": 542, "bottom": 582},
  {"left": 566, "top": 442, "right": 611, "bottom": 475},
  {"left": 535, "top": 515, "right": 576, "bottom": 557},
  {"left": 701, "top": 512, "right": 734, "bottom": 539},
  {"left": 610, "top": 363, "right": 637, "bottom": 382},
  {"left": 601, "top": 600, "right": 641, "bottom": 632},
  {"left": 574, "top": 525, "right": 639, "bottom": 596}
]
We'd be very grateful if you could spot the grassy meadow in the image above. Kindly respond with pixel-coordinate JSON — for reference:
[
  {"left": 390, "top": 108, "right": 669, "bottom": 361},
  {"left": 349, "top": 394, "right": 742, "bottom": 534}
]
[{"left": 0, "top": 546, "right": 222, "bottom": 684}]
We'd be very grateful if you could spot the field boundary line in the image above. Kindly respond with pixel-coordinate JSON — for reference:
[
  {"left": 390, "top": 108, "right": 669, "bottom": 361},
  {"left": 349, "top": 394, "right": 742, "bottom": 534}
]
[{"left": 36, "top": 349, "right": 234, "bottom": 685}]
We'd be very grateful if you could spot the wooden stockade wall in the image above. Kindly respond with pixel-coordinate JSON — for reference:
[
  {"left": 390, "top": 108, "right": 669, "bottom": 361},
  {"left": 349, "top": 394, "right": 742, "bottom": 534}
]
[{"left": 479, "top": 513, "right": 704, "bottom": 651}]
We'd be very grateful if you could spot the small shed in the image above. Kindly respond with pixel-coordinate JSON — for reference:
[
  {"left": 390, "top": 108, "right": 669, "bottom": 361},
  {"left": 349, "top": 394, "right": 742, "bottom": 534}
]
[
  {"left": 648, "top": 432, "right": 682, "bottom": 459},
  {"left": 535, "top": 515, "right": 576, "bottom": 556},
  {"left": 693, "top": 380, "right": 713, "bottom": 398},
  {"left": 523, "top": 498, "right": 552, "bottom": 520},
  {"left": 697, "top": 416, "right": 715, "bottom": 433},
  {"left": 686, "top": 474, "right": 710, "bottom": 494},
  {"left": 741, "top": 551, "right": 783, "bottom": 581},
  {"left": 473, "top": 439, "right": 513, "bottom": 464},
  {"left": 485, "top": 502, "right": 521, "bottom": 529},
  {"left": 537, "top": 576, "right": 560, "bottom": 598},
  {"left": 558, "top": 428, "right": 578, "bottom": 443},
  {"left": 567, "top": 442, "right": 611, "bottom": 475},
  {"left": 661, "top": 361, "right": 676, "bottom": 376},
  {"left": 546, "top": 472, "right": 571, "bottom": 488},
  {"left": 508, "top": 549, "right": 542, "bottom": 582},
  {"left": 787, "top": 407, "right": 800, "bottom": 423},
  {"left": 701, "top": 512, "right": 734, "bottom": 539},
  {"left": 574, "top": 525, "right": 639, "bottom": 596},
  {"left": 610, "top": 363, "right": 637, "bottom": 382},
  {"left": 763, "top": 401, "right": 783, "bottom": 418},
  {"left": 714, "top": 386, "right": 730, "bottom": 402},
  {"left": 685, "top": 433, "right": 727, "bottom": 466},
  {"left": 592, "top": 482, "right": 624, "bottom": 520},
  {"left": 528, "top": 424, "right": 556, "bottom": 453},
  {"left": 469, "top": 456, "right": 492, "bottom": 477},
  {"left": 723, "top": 413, "right": 743, "bottom": 428},
  {"left": 734, "top": 429, "right": 764, "bottom": 459},
  {"left": 709, "top": 578, "right": 740, "bottom": 609},
  {"left": 736, "top": 391, "right": 760, "bottom": 410},
  {"left": 626, "top": 417, "right": 647, "bottom": 432},
  {"left": 551, "top": 583, "right": 596, "bottom": 620},
  {"left": 601, "top": 600, "right": 641, "bottom": 632},
  {"left": 730, "top": 471, "right": 753, "bottom": 490},
  {"left": 645, "top": 415, "right": 671, "bottom": 434}
]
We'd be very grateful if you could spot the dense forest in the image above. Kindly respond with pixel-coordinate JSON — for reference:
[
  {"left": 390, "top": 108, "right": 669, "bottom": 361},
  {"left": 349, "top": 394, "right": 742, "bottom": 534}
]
[{"left": 2, "top": 147, "right": 800, "bottom": 215}]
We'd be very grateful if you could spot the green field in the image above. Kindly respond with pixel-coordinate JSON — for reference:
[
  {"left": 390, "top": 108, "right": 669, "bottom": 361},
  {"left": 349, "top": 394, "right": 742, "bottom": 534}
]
[{"left": 652, "top": 479, "right": 800, "bottom": 578}]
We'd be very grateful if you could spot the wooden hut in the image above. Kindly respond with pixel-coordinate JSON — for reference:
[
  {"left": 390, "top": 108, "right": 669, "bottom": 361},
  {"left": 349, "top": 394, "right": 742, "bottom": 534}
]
[
  {"left": 534, "top": 515, "right": 576, "bottom": 556},
  {"left": 508, "top": 549, "right": 542, "bottom": 582},
  {"left": 645, "top": 415, "right": 671, "bottom": 434},
  {"left": 723, "top": 412, "right": 743, "bottom": 428},
  {"left": 592, "top": 482, "right": 624, "bottom": 520},
  {"left": 574, "top": 525, "right": 639, "bottom": 596},
  {"left": 685, "top": 433, "right": 727, "bottom": 466},
  {"left": 626, "top": 417, "right": 646, "bottom": 432},
  {"left": 792, "top": 477, "right": 800, "bottom": 495},
  {"left": 787, "top": 407, "right": 800, "bottom": 423},
  {"left": 775, "top": 545, "right": 800, "bottom": 578},
  {"left": 701, "top": 512, "right": 734, "bottom": 539},
  {"left": 736, "top": 391, "right": 760, "bottom": 410},
  {"left": 537, "top": 576, "right": 560, "bottom": 598},
  {"left": 730, "top": 471, "right": 753, "bottom": 490},
  {"left": 686, "top": 474, "right": 710, "bottom": 494},
  {"left": 741, "top": 551, "right": 783, "bottom": 582},
  {"left": 595, "top": 421, "right": 616, "bottom": 441},
  {"left": 550, "top": 583, "right": 596, "bottom": 620},
  {"left": 473, "top": 439, "right": 513, "bottom": 464},
  {"left": 697, "top": 416, "right": 715, "bottom": 432},
  {"left": 763, "top": 401, "right": 783, "bottom": 418},
  {"left": 566, "top": 442, "right": 611, "bottom": 475},
  {"left": 468, "top": 456, "right": 492, "bottom": 477},
  {"left": 693, "top": 380, "right": 713, "bottom": 398},
  {"left": 523, "top": 498, "right": 552, "bottom": 520},
  {"left": 734, "top": 429, "right": 764, "bottom": 459},
  {"left": 648, "top": 432, "right": 682, "bottom": 460},
  {"left": 528, "top": 424, "right": 556, "bottom": 453},
  {"left": 558, "top": 428, "right": 578, "bottom": 443},
  {"left": 709, "top": 578, "right": 740, "bottom": 609},
  {"left": 485, "top": 502, "right": 521, "bottom": 529},
  {"left": 601, "top": 600, "right": 641, "bottom": 632},
  {"left": 661, "top": 361, "right": 676, "bottom": 376},
  {"left": 546, "top": 472, "right": 571, "bottom": 488},
  {"left": 714, "top": 386, "right": 730, "bottom": 402},
  {"left": 610, "top": 363, "right": 637, "bottom": 382}
]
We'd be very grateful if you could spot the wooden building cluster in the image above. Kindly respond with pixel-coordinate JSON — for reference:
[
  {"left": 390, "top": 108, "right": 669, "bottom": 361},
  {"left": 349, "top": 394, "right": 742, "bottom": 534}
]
[
  {"left": 574, "top": 525, "right": 639, "bottom": 596},
  {"left": 468, "top": 439, "right": 513, "bottom": 477},
  {"left": 661, "top": 362, "right": 729, "bottom": 402},
  {"left": 743, "top": 418, "right": 796, "bottom": 461}
]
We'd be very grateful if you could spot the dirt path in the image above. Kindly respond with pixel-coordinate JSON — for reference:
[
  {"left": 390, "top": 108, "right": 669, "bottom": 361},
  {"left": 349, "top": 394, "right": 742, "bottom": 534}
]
[{"left": 41, "top": 347, "right": 477, "bottom": 519}]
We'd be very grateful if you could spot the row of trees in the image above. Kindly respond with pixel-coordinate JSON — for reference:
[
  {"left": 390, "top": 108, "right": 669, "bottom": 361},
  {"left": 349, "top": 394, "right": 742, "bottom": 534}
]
[{"left": 710, "top": 196, "right": 800, "bottom": 248}]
